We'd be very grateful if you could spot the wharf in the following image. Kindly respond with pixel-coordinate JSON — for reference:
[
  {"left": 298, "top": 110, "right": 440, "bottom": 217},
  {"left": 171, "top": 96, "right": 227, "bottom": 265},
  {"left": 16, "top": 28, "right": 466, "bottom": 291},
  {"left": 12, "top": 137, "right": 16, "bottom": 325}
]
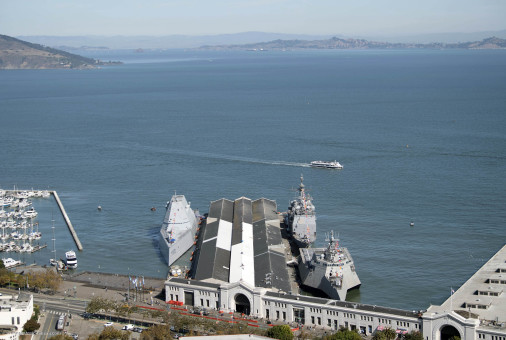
[{"left": 52, "top": 191, "right": 83, "bottom": 251}]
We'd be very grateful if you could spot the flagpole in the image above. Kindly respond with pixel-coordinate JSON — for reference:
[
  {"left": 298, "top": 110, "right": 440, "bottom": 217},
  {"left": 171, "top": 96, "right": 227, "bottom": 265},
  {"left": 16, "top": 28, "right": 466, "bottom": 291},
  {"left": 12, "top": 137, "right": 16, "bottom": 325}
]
[{"left": 450, "top": 287, "right": 453, "bottom": 312}]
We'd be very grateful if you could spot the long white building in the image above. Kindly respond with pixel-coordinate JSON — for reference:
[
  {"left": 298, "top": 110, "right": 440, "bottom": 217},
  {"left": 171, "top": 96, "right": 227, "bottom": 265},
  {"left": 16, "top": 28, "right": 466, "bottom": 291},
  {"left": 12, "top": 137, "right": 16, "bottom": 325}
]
[{"left": 165, "top": 196, "right": 506, "bottom": 340}]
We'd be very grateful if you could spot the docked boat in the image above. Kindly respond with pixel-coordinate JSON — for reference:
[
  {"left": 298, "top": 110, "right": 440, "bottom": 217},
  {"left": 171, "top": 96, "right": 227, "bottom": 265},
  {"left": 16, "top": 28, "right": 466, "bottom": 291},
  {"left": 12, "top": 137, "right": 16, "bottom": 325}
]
[
  {"left": 159, "top": 194, "right": 199, "bottom": 267},
  {"left": 22, "top": 208, "right": 38, "bottom": 219},
  {"left": 65, "top": 250, "right": 77, "bottom": 268},
  {"left": 285, "top": 175, "right": 316, "bottom": 248},
  {"left": 297, "top": 231, "right": 361, "bottom": 301},
  {"left": 2, "top": 257, "right": 22, "bottom": 269},
  {"left": 310, "top": 160, "right": 343, "bottom": 169}
]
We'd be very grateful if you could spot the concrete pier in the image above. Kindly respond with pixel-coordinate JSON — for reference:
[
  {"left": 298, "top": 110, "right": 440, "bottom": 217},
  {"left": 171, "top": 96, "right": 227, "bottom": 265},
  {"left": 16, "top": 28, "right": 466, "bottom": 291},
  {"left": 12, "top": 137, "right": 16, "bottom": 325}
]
[{"left": 52, "top": 191, "right": 83, "bottom": 251}]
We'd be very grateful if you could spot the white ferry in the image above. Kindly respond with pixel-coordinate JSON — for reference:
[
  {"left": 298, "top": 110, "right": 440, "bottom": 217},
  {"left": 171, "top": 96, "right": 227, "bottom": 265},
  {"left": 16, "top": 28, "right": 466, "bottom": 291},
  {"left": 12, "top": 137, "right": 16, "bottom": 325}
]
[
  {"left": 65, "top": 250, "right": 77, "bottom": 268},
  {"left": 310, "top": 160, "right": 343, "bottom": 169}
]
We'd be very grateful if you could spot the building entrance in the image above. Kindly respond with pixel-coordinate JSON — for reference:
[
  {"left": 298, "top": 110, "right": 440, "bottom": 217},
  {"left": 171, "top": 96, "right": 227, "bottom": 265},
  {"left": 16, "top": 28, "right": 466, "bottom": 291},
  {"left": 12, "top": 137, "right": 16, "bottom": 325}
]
[
  {"left": 234, "top": 294, "right": 250, "bottom": 315},
  {"left": 440, "top": 325, "right": 461, "bottom": 340}
]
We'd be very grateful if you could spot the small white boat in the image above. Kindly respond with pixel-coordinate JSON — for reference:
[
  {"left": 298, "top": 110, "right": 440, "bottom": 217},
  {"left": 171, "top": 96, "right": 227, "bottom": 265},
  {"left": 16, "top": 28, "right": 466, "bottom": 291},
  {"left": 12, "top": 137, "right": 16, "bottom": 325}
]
[
  {"left": 65, "top": 250, "right": 77, "bottom": 269},
  {"left": 2, "top": 257, "right": 22, "bottom": 269},
  {"left": 22, "top": 208, "right": 38, "bottom": 219},
  {"left": 310, "top": 160, "right": 343, "bottom": 169}
]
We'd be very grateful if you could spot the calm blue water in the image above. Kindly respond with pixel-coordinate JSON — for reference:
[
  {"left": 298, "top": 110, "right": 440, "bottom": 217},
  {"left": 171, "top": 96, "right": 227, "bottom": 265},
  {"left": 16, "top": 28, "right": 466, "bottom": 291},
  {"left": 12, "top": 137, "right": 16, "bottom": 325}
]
[{"left": 1, "top": 49, "right": 505, "bottom": 310}]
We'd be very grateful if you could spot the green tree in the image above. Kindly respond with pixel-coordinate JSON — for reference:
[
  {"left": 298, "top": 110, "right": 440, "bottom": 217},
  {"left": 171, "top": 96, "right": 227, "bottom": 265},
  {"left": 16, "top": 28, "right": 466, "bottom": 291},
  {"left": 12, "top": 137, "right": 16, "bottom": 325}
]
[
  {"left": 140, "top": 324, "right": 173, "bottom": 340},
  {"left": 48, "top": 335, "right": 74, "bottom": 340},
  {"left": 99, "top": 326, "right": 129, "bottom": 340},
  {"left": 373, "top": 331, "right": 387, "bottom": 340},
  {"left": 384, "top": 328, "right": 397, "bottom": 340},
  {"left": 267, "top": 324, "right": 294, "bottom": 340},
  {"left": 86, "top": 297, "right": 117, "bottom": 314},
  {"left": 405, "top": 331, "right": 423, "bottom": 340},
  {"left": 22, "top": 318, "right": 40, "bottom": 333},
  {"left": 325, "top": 328, "right": 362, "bottom": 340}
]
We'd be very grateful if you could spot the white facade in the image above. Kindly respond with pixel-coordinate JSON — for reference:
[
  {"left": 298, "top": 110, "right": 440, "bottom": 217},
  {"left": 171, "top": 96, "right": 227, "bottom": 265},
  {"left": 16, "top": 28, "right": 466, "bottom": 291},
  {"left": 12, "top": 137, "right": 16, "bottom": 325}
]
[
  {"left": 0, "top": 293, "right": 34, "bottom": 340},
  {"left": 165, "top": 278, "right": 421, "bottom": 336},
  {"left": 166, "top": 276, "right": 506, "bottom": 340}
]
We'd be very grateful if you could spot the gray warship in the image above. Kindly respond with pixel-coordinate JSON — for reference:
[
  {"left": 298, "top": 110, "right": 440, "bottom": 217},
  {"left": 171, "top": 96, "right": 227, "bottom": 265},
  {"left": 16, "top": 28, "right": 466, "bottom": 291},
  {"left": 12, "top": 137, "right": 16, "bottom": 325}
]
[
  {"left": 298, "top": 230, "right": 361, "bottom": 300},
  {"left": 159, "top": 194, "right": 199, "bottom": 267},
  {"left": 285, "top": 175, "right": 316, "bottom": 248}
]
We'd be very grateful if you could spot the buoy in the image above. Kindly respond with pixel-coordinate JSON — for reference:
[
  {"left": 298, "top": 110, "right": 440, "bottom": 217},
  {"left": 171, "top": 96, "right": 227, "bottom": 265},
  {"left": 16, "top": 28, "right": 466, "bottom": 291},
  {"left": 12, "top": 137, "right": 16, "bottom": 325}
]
[
  {"left": 151, "top": 207, "right": 156, "bottom": 211},
  {"left": 193, "top": 241, "right": 196, "bottom": 245},
  {"left": 190, "top": 256, "right": 193, "bottom": 261},
  {"left": 97, "top": 206, "right": 102, "bottom": 211},
  {"left": 410, "top": 221, "right": 414, "bottom": 227}
]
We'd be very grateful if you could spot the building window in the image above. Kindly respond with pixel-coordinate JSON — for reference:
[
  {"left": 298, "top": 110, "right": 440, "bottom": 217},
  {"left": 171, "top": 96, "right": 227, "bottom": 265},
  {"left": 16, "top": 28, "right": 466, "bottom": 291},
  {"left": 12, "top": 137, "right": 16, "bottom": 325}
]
[{"left": 283, "top": 312, "right": 286, "bottom": 321}]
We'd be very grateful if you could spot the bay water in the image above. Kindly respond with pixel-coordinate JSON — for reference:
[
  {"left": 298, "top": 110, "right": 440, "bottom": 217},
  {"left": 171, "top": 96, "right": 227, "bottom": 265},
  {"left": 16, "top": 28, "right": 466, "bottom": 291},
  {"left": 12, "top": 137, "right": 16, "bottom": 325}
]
[{"left": 1, "top": 49, "right": 505, "bottom": 310}]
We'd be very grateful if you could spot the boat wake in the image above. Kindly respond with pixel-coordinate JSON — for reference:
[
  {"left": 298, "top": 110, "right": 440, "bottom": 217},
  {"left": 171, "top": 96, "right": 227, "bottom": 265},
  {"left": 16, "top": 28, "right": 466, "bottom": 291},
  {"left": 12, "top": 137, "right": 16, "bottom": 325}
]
[{"left": 123, "top": 143, "right": 310, "bottom": 168}]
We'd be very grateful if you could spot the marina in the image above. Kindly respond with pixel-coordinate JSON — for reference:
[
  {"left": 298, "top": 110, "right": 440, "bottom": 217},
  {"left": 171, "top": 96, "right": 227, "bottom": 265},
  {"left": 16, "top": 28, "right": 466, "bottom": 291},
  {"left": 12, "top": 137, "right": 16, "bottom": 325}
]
[{"left": 0, "top": 189, "right": 81, "bottom": 261}]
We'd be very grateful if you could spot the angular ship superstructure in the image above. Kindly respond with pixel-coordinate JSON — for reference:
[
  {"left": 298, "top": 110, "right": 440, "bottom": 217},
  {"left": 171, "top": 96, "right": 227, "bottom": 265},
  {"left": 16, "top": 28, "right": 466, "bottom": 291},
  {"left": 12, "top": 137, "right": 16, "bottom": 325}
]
[
  {"left": 285, "top": 175, "right": 316, "bottom": 248},
  {"left": 297, "top": 231, "right": 361, "bottom": 300},
  {"left": 159, "top": 194, "right": 198, "bottom": 267}
]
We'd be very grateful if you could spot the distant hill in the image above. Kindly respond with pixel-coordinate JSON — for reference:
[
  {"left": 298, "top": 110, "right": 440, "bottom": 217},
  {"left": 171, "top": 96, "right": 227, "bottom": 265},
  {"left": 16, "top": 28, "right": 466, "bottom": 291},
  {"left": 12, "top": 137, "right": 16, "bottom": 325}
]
[
  {"left": 198, "top": 36, "right": 506, "bottom": 51},
  {"left": 17, "top": 30, "right": 506, "bottom": 50},
  {"left": 17, "top": 32, "right": 333, "bottom": 50},
  {"left": 0, "top": 34, "right": 119, "bottom": 69}
]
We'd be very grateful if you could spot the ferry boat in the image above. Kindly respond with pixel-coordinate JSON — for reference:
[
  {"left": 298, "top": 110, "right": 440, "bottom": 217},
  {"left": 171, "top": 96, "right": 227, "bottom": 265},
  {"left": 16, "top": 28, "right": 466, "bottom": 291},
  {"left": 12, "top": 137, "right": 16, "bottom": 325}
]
[
  {"left": 65, "top": 250, "right": 77, "bottom": 268},
  {"left": 159, "top": 194, "right": 199, "bottom": 267},
  {"left": 310, "top": 160, "right": 343, "bottom": 169}
]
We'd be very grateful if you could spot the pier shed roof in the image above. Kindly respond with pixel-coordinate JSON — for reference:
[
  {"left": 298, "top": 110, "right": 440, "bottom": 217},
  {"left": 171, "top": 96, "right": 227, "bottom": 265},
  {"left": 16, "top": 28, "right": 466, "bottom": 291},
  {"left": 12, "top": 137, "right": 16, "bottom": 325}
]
[{"left": 192, "top": 197, "right": 291, "bottom": 293}]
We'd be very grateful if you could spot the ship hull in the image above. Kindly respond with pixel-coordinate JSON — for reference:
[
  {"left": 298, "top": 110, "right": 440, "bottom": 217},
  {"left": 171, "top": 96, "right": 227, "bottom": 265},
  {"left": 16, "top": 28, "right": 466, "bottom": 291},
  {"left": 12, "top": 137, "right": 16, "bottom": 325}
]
[
  {"left": 159, "top": 195, "right": 198, "bottom": 267},
  {"left": 297, "top": 247, "right": 361, "bottom": 301}
]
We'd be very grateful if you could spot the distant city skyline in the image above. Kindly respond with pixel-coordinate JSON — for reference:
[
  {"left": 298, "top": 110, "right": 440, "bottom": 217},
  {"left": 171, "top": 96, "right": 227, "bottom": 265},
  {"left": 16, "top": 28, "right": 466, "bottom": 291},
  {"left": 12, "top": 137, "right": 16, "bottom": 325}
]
[{"left": 1, "top": 0, "right": 505, "bottom": 37}]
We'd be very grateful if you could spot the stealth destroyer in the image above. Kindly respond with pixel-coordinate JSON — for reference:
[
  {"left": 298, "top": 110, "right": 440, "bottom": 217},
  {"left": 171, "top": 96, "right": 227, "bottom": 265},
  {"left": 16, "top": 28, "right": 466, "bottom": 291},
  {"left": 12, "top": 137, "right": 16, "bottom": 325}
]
[{"left": 159, "top": 194, "right": 199, "bottom": 266}]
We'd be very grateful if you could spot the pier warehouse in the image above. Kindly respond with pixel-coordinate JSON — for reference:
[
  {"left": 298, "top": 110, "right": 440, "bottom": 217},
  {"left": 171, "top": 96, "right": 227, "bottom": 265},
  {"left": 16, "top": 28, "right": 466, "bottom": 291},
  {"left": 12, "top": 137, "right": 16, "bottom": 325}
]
[{"left": 164, "top": 197, "right": 506, "bottom": 340}]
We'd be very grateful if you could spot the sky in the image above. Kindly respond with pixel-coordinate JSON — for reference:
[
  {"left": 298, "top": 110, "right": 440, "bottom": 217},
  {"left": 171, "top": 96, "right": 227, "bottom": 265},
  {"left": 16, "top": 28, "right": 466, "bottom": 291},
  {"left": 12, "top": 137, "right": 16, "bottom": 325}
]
[{"left": 1, "top": 0, "right": 505, "bottom": 37}]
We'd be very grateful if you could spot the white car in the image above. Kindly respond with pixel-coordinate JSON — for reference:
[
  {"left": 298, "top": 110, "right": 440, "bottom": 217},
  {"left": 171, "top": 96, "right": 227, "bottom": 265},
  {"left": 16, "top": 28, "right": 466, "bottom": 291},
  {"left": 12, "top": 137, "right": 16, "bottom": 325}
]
[
  {"left": 122, "top": 324, "right": 134, "bottom": 331},
  {"left": 104, "top": 322, "right": 114, "bottom": 327}
]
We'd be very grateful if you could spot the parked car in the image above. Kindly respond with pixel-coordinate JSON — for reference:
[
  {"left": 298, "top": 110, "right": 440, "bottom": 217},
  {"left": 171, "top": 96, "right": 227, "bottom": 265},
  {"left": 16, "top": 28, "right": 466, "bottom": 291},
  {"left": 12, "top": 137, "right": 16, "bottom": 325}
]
[
  {"left": 104, "top": 322, "right": 114, "bottom": 327},
  {"left": 122, "top": 324, "right": 134, "bottom": 331}
]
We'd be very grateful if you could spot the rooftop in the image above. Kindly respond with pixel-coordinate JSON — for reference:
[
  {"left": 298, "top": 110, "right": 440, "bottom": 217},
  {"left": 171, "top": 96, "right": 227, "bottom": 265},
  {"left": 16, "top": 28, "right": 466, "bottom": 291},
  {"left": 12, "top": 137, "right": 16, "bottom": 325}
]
[{"left": 428, "top": 244, "right": 506, "bottom": 326}]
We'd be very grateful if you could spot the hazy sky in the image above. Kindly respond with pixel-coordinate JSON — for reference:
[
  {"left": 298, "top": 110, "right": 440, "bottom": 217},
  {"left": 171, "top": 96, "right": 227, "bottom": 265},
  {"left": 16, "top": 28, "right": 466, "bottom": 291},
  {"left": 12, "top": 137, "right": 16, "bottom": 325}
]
[{"left": 1, "top": 0, "right": 505, "bottom": 37}]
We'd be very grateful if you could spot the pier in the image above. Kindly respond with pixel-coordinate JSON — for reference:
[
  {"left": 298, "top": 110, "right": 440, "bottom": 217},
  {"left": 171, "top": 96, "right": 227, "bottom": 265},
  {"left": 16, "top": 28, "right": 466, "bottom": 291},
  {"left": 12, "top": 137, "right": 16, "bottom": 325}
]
[{"left": 52, "top": 191, "right": 83, "bottom": 251}]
